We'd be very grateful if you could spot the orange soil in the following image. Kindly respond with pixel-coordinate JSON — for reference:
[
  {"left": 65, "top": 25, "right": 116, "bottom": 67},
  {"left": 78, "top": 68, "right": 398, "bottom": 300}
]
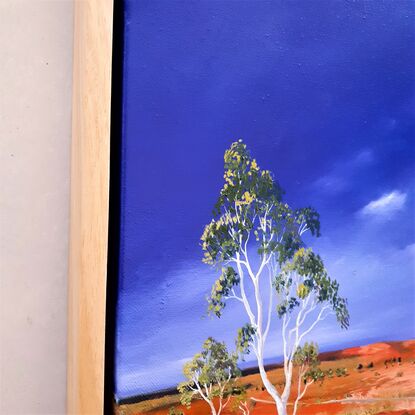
[{"left": 115, "top": 340, "right": 415, "bottom": 415}]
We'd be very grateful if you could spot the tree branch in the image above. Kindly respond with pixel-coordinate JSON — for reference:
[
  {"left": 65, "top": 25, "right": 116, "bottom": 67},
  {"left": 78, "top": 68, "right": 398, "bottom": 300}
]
[
  {"left": 250, "top": 397, "right": 275, "bottom": 404},
  {"left": 263, "top": 265, "right": 274, "bottom": 341},
  {"left": 298, "top": 305, "right": 331, "bottom": 345},
  {"left": 235, "top": 253, "right": 256, "bottom": 325},
  {"left": 224, "top": 287, "right": 244, "bottom": 303}
]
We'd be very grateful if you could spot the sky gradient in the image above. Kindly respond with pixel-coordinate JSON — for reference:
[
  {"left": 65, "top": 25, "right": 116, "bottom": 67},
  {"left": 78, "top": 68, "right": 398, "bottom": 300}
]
[{"left": 115, "top": 1, "right": 415, "bottom": 401}]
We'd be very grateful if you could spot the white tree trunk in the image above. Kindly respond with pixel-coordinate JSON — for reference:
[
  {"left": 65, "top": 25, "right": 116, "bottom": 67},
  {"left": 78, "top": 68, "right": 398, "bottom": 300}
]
[
  {"left": 209, "top": 402, "right": 217, "bottom": 415},
  {"left": 194, "top": 381, "right": 218, "bottom": 415},
  {"left": 235, "top": 252, "right": 288, "bottom": 415},
  {"left": 228, "top": 216, "right": 328, "bottom": 415},
  {"left": 276, "top": 399, "right": 287, "bottom": 415}
]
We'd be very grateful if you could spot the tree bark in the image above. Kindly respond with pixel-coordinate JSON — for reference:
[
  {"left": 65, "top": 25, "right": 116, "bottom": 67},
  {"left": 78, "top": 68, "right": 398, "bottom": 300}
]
[
  {"left": 276, "top": 400, "right": 287, "bottom": 415},
  {"left": 209, "top": 401, "right": 217, "bottom": 415}
]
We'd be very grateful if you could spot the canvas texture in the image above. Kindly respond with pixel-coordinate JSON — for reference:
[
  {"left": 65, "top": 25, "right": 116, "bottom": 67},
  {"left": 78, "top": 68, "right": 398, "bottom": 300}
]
[{"left": 114, "top": 2, "right": 415, "bottom": 415}]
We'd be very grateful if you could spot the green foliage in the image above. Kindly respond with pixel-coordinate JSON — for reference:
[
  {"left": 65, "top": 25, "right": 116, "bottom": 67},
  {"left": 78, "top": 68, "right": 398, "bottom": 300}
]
[
  {"left": 230, "top": 386, "right": 254, "bottom": 414},
  {"left": 294, "top": 343, "right": 348, "bottom": 389},
  {"left": 293, "top": 342, "right": 319, "bottom": 368},
  {"left": 168, "top": 407, "right": 183, "bottom": 415},
  {"left": 201, "top": 141, "right": 349, "bottom": 390},
  {"left": 294, "top": 342, "right": 325, "bottom": 385},
  {"left": 208, "top": 267, "right": 239, "bottom": 317},
  {"left": 276, "top": 297, "right": 300, "bottom": 318},
  {"left": 202, "top": 140, "right": 322, "bottom": 320},
  {"left": 335, "top": 367, "right": 348, "bottom": 377},
  {"left": 177, "top": 384, "right": 194, "bottom": 408},
  {"left": 276, "top": 248, "right": 350, "bottom": 329},
  {"left": 178, "top": 337, "right": 240, "bottom": 408},
  {"left": 304, "top": 367, "right": 325, "bottom": 384},
  {"left": 201, "top": 141, "right": 321, "bottom": 265},
  {"left": 235, "top": 324, "right": 256, "bottom": 356}
]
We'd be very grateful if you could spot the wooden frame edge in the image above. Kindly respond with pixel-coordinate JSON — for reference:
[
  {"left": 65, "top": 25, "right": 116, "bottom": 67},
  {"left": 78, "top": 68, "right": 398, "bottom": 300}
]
[{"left": 67, "top": 1, "right": 114, "bottom": 413}]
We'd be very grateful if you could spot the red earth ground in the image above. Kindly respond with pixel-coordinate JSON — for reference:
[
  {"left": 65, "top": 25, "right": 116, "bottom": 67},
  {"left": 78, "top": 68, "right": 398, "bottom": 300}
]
[{"left": 115, "top": 340, "right": 415, "bottom": 415}]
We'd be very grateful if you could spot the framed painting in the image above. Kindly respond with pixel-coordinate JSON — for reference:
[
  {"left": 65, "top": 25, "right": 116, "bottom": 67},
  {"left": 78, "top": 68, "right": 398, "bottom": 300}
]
[{"left": 68, "top": 1, "right": 415, "bottom": 415}]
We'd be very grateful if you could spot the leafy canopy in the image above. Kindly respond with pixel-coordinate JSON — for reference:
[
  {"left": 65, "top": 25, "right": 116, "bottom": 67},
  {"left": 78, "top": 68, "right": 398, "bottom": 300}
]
[
  {"left": 235, "top": 323, "right": 257, "bottom": 356},
  {"left": 208, "top": 267, "right": 240, "bottom": 317},
  {"left": 293, "top": 342, "right": 319, "bottom": 367},
  {"left": 202, "top": 141, "right": 348, "bottom": 331},
  {"left": 178, "top": 337, "right": 240, "bottom": 407},
  {"left": 293, "top": 342, "right": 324, "bottom": 384},
  {"left": 275, "top": 248, "right": 349, "bottom": 329},
  {"left": 202, "top": 140, "right": 320, "bottom": 271}
]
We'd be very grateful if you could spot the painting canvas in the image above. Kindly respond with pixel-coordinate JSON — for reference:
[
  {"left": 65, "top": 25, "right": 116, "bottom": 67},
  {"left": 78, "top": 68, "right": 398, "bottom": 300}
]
[{"left": 113, "top": 2, "right": 415, "bottom": 415}]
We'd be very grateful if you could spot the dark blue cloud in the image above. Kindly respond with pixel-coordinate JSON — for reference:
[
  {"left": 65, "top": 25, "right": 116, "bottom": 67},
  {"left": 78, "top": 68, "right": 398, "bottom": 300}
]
[{"left": 115, "top": 0, "right": 415, "bottom": 399}]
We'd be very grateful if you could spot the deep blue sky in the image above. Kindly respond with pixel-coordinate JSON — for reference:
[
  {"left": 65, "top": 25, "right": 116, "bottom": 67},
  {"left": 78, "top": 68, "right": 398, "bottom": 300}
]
[{"left": 115, "top": 1, "right": 415, "bottom": 400}]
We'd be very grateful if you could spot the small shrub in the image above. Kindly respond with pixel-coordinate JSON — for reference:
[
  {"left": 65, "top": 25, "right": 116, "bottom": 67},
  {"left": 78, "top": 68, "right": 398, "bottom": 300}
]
[
  {"left": 356, "top": 363, "right": 363, "bottom": 370},
  {"left": 396, "top": 371, "right": 404, "bottom": 377},
  {"left": 336, "top": 367, "right": 347, "bottom": 377},
  {"left": 168, "top": 407, "right": 184, "bottom": 415},
  {"left": 367, "top": 362, "right": 374, "bottom": 369}
]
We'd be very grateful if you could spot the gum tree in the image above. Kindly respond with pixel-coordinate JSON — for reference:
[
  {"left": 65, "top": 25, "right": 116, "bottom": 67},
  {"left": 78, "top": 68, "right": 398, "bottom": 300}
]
[
  {"left": 201, "top": 141, "right": 349, "bottom": 415},
  {"left": 292, "top": 342, "right": 323, "bottom": 415},
  {"left": 178, "top": 337, "right": 240, "bottom": 415}
]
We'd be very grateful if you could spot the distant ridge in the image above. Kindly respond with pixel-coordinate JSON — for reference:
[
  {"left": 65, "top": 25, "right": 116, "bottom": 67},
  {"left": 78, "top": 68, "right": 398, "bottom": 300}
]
[
  {"left": 116, "top": 339, "right": 415, "bottom": 405},
  {"left": 116, "top": 362, "right": 284, "bottom": 405}
]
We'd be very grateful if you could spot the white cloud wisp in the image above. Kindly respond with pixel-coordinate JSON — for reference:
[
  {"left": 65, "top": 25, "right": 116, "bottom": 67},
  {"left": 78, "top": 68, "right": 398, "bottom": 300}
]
[{"left": 360, "top": 191, "right": 407, "bottom": 217}]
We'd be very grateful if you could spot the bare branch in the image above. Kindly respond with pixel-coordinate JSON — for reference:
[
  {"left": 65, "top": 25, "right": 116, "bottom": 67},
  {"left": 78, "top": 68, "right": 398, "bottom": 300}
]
[
  {"left": 224, "top": 288, "right": 244, "bottom": 303},
  {"left": 235, "top": 253, "right": 256, "bottom": 325},
  {"left": 263, "top": 266, "right": 274, "bottom": 341},
  {"left": 250, "top": 397, "right": 275, "bottom": 404},
  {"left": 298, "top": 305, "right": 331, "bottom": 345}
]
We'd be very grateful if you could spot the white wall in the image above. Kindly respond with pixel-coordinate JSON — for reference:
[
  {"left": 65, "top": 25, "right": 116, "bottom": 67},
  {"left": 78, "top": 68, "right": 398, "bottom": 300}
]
[{"left": 0, "top": 1, "right": 73, "bottom": 413}]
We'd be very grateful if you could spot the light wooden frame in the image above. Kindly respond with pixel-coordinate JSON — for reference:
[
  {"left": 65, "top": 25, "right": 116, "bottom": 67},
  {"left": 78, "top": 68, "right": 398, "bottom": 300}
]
[{"left": 67, "top": 1, "right": 115, "bottom": 414}]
